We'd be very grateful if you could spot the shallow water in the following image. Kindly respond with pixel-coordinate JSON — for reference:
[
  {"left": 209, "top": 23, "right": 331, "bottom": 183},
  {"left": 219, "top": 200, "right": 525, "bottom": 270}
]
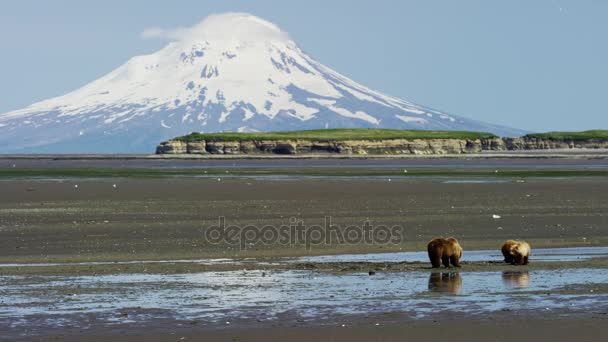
[
  {"left": 1, "top": 267, "right": 608, "bottom": 338},
  {"left": 442, "top": 179, "right": 512, "bottom": 184},
  {"left": 0, "top": 257, "right": 280, "bottom": 268},
  {"left": 293, "top": 246, "right": 608, "bottom": 263}
]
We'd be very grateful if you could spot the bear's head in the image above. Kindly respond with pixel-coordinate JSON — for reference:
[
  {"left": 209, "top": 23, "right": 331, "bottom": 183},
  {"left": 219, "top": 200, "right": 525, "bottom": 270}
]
[
  {"left": 511, "top": 241, "right": 530, "bottom": 256},
  {"left": 446, "top": 237, "right": 463, "bottom": 258}
]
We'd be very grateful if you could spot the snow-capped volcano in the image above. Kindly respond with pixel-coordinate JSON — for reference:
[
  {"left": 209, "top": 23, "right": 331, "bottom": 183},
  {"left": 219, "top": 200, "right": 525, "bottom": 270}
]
[{"left": 0, "top": 13, "right": 523, "bottom": 153}]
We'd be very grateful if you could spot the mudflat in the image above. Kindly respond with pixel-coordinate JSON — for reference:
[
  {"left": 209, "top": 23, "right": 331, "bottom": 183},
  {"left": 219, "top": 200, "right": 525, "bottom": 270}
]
[
  {"left": 31, "top": 316, "right": 607, "bottom": 342},
  {"left": 1, "top": 177, "right": 607, "bottom": 265}
]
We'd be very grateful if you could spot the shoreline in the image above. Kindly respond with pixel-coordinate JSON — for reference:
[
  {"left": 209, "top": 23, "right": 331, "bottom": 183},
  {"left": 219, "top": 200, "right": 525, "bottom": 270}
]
[
  {"left": 1, "top": 255, "right": 607, "bottom": 276},
  {"left": 1, "top": 232, "right": 607, "bottom": 266},
  {"left": 2, "top": 149, "right": 608, "bottom": 160}
]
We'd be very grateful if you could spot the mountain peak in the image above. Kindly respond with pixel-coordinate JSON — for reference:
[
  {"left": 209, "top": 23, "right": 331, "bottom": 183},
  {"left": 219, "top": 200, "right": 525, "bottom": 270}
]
[
  {"left": 173, "top": 12, "right": 291, "bottom": 45},
  {"left": 0, "top": 13, "right": 524, "bottom": 153}
]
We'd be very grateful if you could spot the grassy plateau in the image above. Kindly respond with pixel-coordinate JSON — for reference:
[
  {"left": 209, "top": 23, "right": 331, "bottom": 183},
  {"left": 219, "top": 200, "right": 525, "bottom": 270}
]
[
  {"left": 173, "top": 128, "right": 498, "bottom": 142},
  {"left": 524, "top": 130, "right": 608, "bottom": 141}
]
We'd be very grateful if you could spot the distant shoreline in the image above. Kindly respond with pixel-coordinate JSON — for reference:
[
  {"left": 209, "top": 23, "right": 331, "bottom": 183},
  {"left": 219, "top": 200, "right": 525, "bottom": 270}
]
[{"left": 2, "top": 149, "right": 608, "bottom": 160}]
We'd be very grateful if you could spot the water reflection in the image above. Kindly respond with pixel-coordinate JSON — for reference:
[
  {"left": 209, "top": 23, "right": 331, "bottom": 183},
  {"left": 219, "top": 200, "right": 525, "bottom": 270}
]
[
  {"left": 3, "top": 268, "right": 608, "bottom": 339},
  {"left": 428, "top": 272, "right": 462, "bottom": 294},
  {"left": 502, "top": 271, "right": 530, "bottom": 289}
]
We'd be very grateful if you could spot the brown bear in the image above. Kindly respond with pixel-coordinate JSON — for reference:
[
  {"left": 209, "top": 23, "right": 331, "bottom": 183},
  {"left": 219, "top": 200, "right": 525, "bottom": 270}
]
[
  {"left": 501, "top": 240, "right": 531, "bottom": 265},
  {"left": 427, "top": 237, "right": 463, "bottom": 268}
]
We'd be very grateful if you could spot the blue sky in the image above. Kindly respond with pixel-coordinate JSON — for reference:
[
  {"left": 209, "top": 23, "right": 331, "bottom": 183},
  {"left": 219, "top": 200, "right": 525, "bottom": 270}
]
[{"left": 1, "top": 0, "right": 606, "bottom": 132}]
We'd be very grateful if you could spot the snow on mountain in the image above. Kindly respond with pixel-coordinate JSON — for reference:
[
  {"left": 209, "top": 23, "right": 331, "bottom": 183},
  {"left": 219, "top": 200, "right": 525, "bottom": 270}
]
[{"left": 0, "top": 12, "right": 524, "bottom": 153}]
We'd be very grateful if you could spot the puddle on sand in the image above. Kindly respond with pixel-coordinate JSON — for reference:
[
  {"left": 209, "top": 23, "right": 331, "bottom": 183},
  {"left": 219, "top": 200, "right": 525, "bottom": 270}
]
[
  {"left": 0, "top": 257, "right": 275, "bottom": 268},
  {"left": 442, "top": 179, "right": 512, "bottom": 184},
  {"left": 293, "top": 246, "right": 608, "bottom": 263},
  {"left": 1, "top": 268, "right": 607, "bottom": 338}
]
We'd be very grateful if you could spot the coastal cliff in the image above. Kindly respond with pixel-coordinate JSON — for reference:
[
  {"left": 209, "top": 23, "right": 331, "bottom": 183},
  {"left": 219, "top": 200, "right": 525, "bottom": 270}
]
[
  {"left": 503, "top": 137, "right": 608, "bottom": 150},
  {"left": 156, "top": 129, "right": 608, "bottom": 155},
  {"left": 156, "top": 137, "right": 506, "bottom": 155}
]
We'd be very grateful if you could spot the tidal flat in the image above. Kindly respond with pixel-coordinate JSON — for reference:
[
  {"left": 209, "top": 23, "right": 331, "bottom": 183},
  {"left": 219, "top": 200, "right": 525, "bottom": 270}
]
[
  {"left": 1, "top": 175, "right": 607, "bottom": 264},
  {"left": 1, "top": 159, "right": 608, "bottom": 340}
]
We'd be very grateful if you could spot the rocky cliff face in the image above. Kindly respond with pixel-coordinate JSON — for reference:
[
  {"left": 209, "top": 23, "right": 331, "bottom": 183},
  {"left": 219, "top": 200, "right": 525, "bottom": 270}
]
[
  {"left": 156, "top": 137, "right": 507, "bottom": 155},
  {"left": 503, "top": 137, "right": 608, "bottom": 150},
  {"left": 156, "top": 135, "right": 608, "bottom": 155}
]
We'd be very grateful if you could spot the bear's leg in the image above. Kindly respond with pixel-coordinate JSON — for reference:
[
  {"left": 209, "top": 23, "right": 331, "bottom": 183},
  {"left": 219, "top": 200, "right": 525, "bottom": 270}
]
[
  {"left": 450, "top": 255, "right": 461, "bottom": 267},
  {"left": 428, "top": 251, "right": 441, "bottom": 268},
  {"left": 523, "top": 256, "right": 529, "bottom": 265},
  {"left": 515, "top": 255, "right": 524, "bottom": 265},
  {"left": 504, "top": 255, "right": 513, "bottom": 264},
  {"left": 442, "top": 256, "right": 450, "bottom": 268}
]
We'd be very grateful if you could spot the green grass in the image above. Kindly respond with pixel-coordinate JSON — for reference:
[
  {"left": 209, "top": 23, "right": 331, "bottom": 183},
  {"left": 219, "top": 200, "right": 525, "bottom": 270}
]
[
  {"left": 172, "top": 128, "right": 498, "bottom": 142},
  {"left": 1, "top": 168, "right": 607, "bottom": 178},
  {"left": 174, "top": 128, "right": 608, "bottom": 143},
  {"left": 524, "top": 130, "right": 608, "bottom": 141}
]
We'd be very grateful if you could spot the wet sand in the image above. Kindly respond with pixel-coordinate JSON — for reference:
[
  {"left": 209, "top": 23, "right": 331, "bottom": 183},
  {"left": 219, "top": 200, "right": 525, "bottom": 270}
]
[
  {"left": 1, "top": 250, "right": 607, "bottom": 276},
  {"left": 1, "top": 177, "right": 607, "bottom": 264},
  {"left": 32, "top": 317, "right": 607, "bottom": 342}
]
